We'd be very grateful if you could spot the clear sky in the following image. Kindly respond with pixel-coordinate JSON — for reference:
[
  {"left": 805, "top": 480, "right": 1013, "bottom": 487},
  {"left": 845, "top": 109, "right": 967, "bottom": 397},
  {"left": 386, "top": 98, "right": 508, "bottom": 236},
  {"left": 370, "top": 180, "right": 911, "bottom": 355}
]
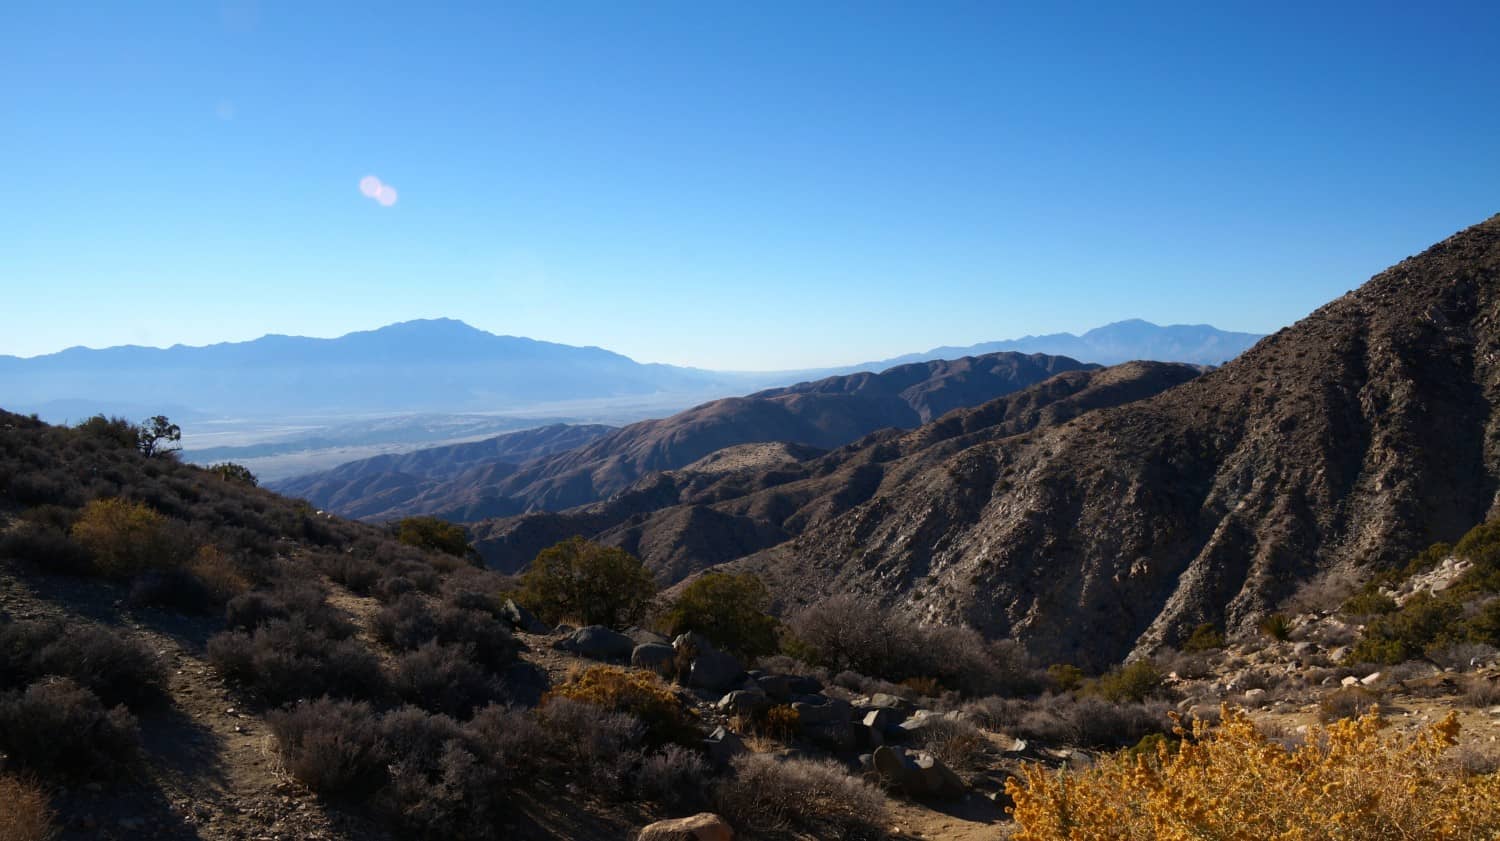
[{"left": 3, "top": 2, "right": 1498, "bottom": 370}]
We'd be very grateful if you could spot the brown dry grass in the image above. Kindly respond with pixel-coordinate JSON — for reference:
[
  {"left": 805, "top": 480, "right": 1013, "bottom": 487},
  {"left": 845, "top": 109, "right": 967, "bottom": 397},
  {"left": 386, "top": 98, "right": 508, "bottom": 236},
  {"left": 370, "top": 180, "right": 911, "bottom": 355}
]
[{"left": 0, "top": 775, "right": 57, "bottom": 841}]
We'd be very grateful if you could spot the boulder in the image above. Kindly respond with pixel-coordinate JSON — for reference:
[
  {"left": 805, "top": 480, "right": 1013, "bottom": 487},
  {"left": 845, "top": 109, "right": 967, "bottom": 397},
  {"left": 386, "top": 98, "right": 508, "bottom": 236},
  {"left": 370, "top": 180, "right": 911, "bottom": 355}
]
[
  {"left": 637, "top": 812, "right": 734, "bottom": 841},
  {"left": 555, "top": 625, "right": 635, "bottom": 661},
  {"left": 673, "top": 631, "right": 717, "bottom": 658},
  {"left": 792, "top": 695, "right": 851, "bottom": 725},
  {"left": 629, "top": 627, "right": 670, "bottom": 646},
  {"left": 632, "top": 642, "right": 677, "bottom": 676},
  {"left": 914, "top": 752, "right": 967, "bottom": 799},
  {"left": 754, "top": 673, "right": 797, "bottom": 701},
  {"left": 717, "top": 689, "right": 770, "bottom": 716},
  {"left": 803, "top": 721, "right": 855, "bottom": 752},
  {"left": 863, "top": 707, "right": 902, "bottom": 736},
  {"left": 500, "top": 599, "right": 550, "bottom": 634},
  {"left": 702, "top": 726, "right": 747, "bottom": 767},
  {"left": 867, "top": 692, "right": 914, "bottom": 713},
  {"left": 689, "top": 650, "right": 745, "bottom": 692},
  {"left": 873, "top": 745, "right": 965, "bottom": 799},
  {"left": 786, "top": 674, "right": 823, "bottom": 695}
]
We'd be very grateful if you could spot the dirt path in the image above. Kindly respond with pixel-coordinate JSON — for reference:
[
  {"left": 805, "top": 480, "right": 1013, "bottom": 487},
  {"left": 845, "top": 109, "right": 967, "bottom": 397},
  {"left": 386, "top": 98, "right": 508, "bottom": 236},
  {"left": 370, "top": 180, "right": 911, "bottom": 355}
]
[{"left": 0, "top": 563, "right": 386, "bottom": 841}]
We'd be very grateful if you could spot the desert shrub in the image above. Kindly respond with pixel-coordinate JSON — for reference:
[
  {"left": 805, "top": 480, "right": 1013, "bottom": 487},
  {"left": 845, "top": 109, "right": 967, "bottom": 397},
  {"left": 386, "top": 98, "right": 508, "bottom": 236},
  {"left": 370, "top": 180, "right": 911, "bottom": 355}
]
[
  {"left": 186, "top": 544, "right": 251, "bottom": 600},
  {"left": 1008, "top": 707, "right": 1500, "bottom": 840},
  {"left": 788, "top": 594, "right": 1034, "bottom": 696},
  {"left": 319, "top": 553, "right": 381, "bottom": 594},
  {"left": 634, "top": 744, "right": 712, "bottom": 813},
  {"left": 0, "top": 524, "right": 92, "bottom": 575},
  {"left": 1318, "top": 685, "right": 1381, "bottom": 722},
  {"left": 1180, "top": 623, "right": 1225, "bottom": 652},
  {"left": 127, "top": 567, "right": 215, "bottom": 612},
  {"left": 533, "top": 697, "right": 643, "bottom": 785},
  {"left": 1063, "top": 696, "right": 1173, "bottom": 748},
  {"left": 915, "top": 716, "right": 989, "bottom": 773},
  {"left": 395, "top": 516, "right": 471, "bottom": 559},
  {"left": 75, "top": 414, "right": 138, "bottom": 449},
  {"left": 224, "top": 581, "right": 353, "bottom": 638},
  {"left": 1158, "top": 649, "right": 1213, "bottom": 680},
  {"left": 462, "top": 704, "right": 546, "bottom": 785},
  {"left": 547, "top": 665, "right": 692, "bottom": 746},
  {"left": 0, "top": 618, "right": 165, "bottom": 708},
  {"left": 372, "top": 595, "right": 518, "bottom": 670},
  {"left": 392, "top": 642, "right": 508, "bottom": 718},
  {"left": 207, "top": 619, "right": 387, "bottom": 705},
  {"left": 267, "top": 698, "right": 386, "bottom": 797},
  {"left": 0, "top": 773, "right": 57, "bottom": 841},
  {"left": 761, "top": 703, "right": 801, "bottom": 740},
  {"left": 1462, "top": 675, "right": 1500, "bottom": 708},
  {"left": 207, "top": 462, "right": 258, "bottom": 486},
  {"left": 517, "top": 537, "right": 656, "bottom": 629},
  {"left": 1258, "top": 613, "right": 1293, "bottom": 641},
  {"left": 1088, "top": 659, "right": 1165, "bottom": 703},
  {"left": 0, "top": 678, "right": 140, "bottom": 779},
  {"left": 660, "top": 572, "right": 780, "bottom": 659},
  {"left": 70, "top": 497, "right": 194, "bottom": 578},
  {"left": 715, "top": 753, "right": 887, "bottom": 840}
]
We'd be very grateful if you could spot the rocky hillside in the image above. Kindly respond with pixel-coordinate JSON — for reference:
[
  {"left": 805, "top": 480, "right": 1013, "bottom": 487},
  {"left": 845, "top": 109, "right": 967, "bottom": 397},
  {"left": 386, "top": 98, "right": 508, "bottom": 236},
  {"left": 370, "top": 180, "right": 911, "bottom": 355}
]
[
  {"left": 717, "top": 214, "right": 1500, "bottom": 669},
  {"left": 471, "top": 361, "right": 1202, "bottom": 578},
  {"left": 305, "top": 351, "right": 1095, "bottom": 521},
  {"left": 271, "top": 423, "right": 615, "bottom": 520}
]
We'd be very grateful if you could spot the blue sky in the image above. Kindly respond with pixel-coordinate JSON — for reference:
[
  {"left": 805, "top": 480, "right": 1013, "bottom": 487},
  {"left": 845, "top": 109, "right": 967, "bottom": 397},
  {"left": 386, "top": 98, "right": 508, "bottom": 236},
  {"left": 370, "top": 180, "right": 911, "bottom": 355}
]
[{"left": 3, "top": 2, "right": 1498, "bottom": 370}]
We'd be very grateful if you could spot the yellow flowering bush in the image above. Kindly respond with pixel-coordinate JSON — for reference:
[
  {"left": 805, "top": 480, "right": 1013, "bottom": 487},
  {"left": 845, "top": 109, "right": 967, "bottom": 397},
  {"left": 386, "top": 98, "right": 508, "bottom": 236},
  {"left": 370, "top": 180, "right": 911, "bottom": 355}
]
[{"left": 1007, "top": 706, "right": 1500, "bottom": 840}]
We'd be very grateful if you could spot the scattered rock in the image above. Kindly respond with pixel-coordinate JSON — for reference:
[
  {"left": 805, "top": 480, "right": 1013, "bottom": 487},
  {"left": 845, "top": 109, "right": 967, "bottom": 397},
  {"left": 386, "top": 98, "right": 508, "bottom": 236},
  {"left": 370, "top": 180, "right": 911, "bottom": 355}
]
[
  {"left": 637, "top": 812, "right": 734, "bottom": 841},
  {"left": 702, "top": 726, "right": 747, "bottom": 767}
]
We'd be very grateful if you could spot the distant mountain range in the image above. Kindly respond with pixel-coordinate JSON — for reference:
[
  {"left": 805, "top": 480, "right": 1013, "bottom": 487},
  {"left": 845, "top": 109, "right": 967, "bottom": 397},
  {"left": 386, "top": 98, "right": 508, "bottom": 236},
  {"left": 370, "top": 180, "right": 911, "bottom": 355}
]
[
  {"left": 0, "top": 319, "right": 737, "bottom": 421},
  {"left": 1, "top": 318, "right": 1262, "bottom": 423},
  {"left": 843, "top": 319, "right": 1263, "bottom": 372},
  {"left": 273, "top": 351, "right": 1096, "bottom": 520}
]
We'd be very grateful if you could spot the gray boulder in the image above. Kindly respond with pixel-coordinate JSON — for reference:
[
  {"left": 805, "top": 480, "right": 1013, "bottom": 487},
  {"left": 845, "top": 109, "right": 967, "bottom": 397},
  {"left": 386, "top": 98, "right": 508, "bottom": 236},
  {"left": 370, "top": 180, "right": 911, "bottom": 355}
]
[
  {"left": 717, "top": 689, "right": 770, "bottom": 716},
  {"left": 632, "top": 642, "right": 677, "bottom": 676},
  {"left": 754, "top": 673, "right": 797, "bottom": 702},
  {"left": 690, "top": 650, "right": 745, "bottom": 692},
  {"left": 803, "top": 721, "right": 855, "bottom": 752},
  {"left": 500, "top": 599, "right": 550, "bottom": 634},
  {"left": 555, "top": 625, "right": 634, "bottom": 661},
  {"left": 792, "top": 695, "right": 851, "bottom": 725},
  {"left": 702, "top": 725, "right": 747, "bottom": 767},
  {"left": 873, "top": 745, "right": 965, "bottom": 799}
]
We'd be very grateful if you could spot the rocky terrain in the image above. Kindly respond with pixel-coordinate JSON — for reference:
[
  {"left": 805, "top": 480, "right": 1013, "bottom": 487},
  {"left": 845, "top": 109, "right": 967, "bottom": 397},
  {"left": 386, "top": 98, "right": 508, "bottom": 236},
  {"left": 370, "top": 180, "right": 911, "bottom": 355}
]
[
  {"left": 471, "top": 361, "right": 1202, "bottom": 578},
  {"left": 707, "top": 214, "right": 1500, "bottom": 668},
  {"left": 271, "top": 423, "right": 615, "bottom": 520}
]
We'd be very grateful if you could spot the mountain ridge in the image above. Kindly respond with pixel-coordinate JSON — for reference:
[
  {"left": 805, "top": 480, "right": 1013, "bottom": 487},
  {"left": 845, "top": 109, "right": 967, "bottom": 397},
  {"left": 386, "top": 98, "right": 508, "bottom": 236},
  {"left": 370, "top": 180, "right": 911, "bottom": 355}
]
[{"left": 284, "top": 351, "right": 1099, "bottom": 520}]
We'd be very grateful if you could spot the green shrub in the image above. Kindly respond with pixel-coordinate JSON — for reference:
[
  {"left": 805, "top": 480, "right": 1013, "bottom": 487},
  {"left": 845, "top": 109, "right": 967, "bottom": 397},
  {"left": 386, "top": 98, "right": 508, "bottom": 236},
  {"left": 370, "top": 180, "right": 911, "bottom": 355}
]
[
  {"left": 1089, "top": 659, "right": 1164, "bottom": 703},
  {"left": 208, "top": 462, "right": 258, "bottom": 487},
  {"left": 396, "top": 516, "right": 471, "bottom": 559},
  {"left": 1047, "top": 663, "right": 1085, "bottom": 692},
  {"left": 661, "top": 572, "right": 779, "bottom": 659},
  {"left": 1181, "top": 623, "right": 1225, "bottom": 652},
  {"left": 518, "top": 537, "right": 656, "bottom": 628},
  {"left": 1341, "top": 590, "right": 1398, "bottom": 617}
]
